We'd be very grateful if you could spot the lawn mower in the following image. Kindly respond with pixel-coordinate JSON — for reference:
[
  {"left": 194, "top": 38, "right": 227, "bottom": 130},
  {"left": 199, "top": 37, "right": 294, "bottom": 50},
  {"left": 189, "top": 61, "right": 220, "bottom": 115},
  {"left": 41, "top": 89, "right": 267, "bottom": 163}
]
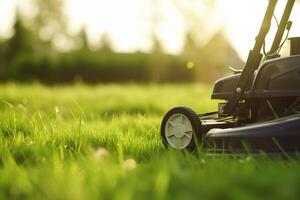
[{"left": 161, "top": 0, "right": 300, "bottom": 154}]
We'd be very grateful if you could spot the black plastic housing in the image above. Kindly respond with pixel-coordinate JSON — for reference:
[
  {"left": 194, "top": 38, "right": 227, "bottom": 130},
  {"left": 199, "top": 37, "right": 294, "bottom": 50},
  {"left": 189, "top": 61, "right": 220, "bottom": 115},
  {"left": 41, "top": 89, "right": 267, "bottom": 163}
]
[
  {"left": 211, "top": 55, "right": 300, "bottom": 100},
  {"left": 289, "top": 37, "right": 300, "bottom": 55}
]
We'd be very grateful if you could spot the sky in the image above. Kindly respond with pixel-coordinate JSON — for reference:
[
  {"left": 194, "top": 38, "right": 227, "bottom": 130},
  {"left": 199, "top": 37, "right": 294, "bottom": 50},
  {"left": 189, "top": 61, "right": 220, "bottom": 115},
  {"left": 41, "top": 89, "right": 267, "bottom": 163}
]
[{"left": 0, "top": 0, "right": 300, "bottom": 60}]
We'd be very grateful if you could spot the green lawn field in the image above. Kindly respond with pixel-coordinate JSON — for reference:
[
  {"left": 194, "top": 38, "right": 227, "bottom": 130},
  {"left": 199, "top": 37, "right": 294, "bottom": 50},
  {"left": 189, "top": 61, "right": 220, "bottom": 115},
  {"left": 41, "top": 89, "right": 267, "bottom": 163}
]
[{"left": 0, "top": 83, "right": 299, "bottom": 200}]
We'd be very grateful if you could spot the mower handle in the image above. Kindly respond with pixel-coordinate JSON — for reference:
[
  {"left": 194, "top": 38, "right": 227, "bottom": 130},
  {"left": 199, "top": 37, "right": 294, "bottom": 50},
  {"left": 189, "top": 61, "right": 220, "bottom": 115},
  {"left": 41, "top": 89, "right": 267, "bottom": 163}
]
[
  {"left": 268, "top": 0, "right": 295, "bottom": 58},
  {"left": 223, "top": 0, "right": 278, "bottom": 115},
  {"left": 224, "top": 0, "right": 296, "bottom": 115}
]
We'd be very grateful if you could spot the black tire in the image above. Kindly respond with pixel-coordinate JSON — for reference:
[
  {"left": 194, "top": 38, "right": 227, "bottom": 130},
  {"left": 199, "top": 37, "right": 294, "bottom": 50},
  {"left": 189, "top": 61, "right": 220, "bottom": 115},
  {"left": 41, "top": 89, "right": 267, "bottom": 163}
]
[{"left": 160, "top": 107, "right": 203, "bottom": 152}]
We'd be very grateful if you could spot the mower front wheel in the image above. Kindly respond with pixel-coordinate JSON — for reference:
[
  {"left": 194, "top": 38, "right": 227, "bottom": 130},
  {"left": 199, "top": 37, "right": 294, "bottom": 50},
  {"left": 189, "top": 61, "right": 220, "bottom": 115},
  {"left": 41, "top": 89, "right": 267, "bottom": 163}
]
[{"left": 160, "top": 107, "right": 202, "bottom": 152}]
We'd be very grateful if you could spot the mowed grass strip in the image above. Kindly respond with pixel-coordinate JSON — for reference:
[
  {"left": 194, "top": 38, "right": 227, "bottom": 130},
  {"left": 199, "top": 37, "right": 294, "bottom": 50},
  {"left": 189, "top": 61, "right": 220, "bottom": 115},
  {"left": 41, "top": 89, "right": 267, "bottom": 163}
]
[{"left": 0, "top": 83, "right": 299, "bottom": 200}]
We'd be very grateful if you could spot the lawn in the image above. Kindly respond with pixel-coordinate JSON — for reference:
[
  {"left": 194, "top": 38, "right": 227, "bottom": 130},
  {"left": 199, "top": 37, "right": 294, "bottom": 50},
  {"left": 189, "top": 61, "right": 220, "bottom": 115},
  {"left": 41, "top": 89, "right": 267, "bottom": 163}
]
[{"left": 0, "top": 83, "right": 299, "bottom": 200}]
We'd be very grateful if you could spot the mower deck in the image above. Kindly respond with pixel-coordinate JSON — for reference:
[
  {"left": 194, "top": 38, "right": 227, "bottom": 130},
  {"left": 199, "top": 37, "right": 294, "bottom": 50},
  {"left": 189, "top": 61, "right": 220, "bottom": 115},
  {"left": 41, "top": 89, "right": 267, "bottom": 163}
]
[{"left": 203, "top": 114, "right": 300, "bottom": 154}]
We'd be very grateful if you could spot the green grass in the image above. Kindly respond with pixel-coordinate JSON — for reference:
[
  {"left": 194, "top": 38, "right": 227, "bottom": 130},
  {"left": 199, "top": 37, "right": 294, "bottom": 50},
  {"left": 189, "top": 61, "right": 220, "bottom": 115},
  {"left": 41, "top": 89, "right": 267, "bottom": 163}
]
[{"left": 0, "top": 83, "right": 299, "bottom": 200}]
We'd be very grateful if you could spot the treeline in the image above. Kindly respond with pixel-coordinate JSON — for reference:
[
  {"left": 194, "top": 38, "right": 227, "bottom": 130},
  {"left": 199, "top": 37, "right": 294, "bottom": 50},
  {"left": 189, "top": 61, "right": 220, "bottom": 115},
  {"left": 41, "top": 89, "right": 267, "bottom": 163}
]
[
  {"left": 4, "top": 50, "right": 194, "bottom": 83},
  {"left": 0, "top": 11, "right": 243, "bottom": 84}
]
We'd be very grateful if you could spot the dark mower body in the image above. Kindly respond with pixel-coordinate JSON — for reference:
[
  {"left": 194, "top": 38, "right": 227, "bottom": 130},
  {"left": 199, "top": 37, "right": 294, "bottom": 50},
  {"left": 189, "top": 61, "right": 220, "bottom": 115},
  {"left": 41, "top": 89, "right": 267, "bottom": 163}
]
[
  {"left": 204, "top": 55, "right": 300, "bottom": 154},
  {"left": 160, "top": 0, "right": 300, "bottom": 154},
  {"left": 212, "top": 55, "right": 300, "bottom": 101}
]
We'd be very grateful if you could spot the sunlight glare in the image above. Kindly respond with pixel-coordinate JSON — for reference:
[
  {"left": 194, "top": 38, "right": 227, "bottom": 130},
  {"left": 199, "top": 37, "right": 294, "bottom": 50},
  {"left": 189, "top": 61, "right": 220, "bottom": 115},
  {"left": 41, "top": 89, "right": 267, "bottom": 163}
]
[
  {"left": 1, "top": 0, "right": 299, "bottom": 60},
  {"left": 218, "top": 0, "right": 300, "bottom": 60},
  {"left": 65, "top": 0, "right": 185, "bottom": 53}
]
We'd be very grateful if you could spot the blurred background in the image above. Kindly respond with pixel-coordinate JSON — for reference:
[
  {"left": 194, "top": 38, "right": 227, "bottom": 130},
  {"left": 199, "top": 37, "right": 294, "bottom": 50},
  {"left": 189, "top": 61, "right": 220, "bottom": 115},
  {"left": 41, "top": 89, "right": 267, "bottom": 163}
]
[{"left": 0, "top": 0, "right": 299, "bottom": 84}]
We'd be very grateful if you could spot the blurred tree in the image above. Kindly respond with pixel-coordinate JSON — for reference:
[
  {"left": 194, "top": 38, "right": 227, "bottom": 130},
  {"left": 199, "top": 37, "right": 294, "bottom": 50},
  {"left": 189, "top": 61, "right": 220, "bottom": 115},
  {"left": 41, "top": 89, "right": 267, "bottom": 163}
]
[
  {"left": 6, "top": 12, "right": 35, "bottom": 60},
  {"left": 151, "top": 35, "right": 164, "bottom": 54},
  {"left": 181, "top": 32, "right": 201, "bottom": 59},
  {"left": 32, "top": 0, "right": 68, "bottom": 50},
  {"left": 3, "top": 11, "right": 38, "bottom": 81},
  {"left": 0, "top": 39, "right": 6, "bottom": 80},
  {"left": 150, "top": 35, "right": 169, "bottom": 81},
  {"left": 149, "top": 0, "right": 169, "bottom": 81},
  {"left": 78, "top": 27, "right": 89, "bottom": 50},
  {"left": 98, "top": 34, "right": 113, "bottom": 53}
]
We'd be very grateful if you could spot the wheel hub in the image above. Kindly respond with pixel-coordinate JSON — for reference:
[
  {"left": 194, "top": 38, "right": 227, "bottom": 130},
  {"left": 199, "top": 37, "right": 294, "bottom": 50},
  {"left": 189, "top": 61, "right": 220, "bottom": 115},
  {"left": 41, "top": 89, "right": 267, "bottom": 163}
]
[
  {"left": 165, "top": 113, "right": 194, "bottom": 149},
  {"left": 174, "top": 124, "right": 185, "bottom": 138}
]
